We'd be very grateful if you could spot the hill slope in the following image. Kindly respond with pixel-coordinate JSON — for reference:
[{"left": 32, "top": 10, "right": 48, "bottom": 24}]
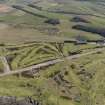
[{"left": 0, "top": 0, "right": 105, "bottom": 105}]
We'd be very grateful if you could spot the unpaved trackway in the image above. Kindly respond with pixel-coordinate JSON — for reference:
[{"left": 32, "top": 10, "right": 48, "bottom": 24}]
[{"left": 0, "top": 48, "right": 104, "bottom": 77}]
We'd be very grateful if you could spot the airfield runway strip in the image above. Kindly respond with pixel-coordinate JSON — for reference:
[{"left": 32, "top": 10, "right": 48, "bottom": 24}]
[{"left": 0, "top": 48, "right": 104, "bottom": 77}]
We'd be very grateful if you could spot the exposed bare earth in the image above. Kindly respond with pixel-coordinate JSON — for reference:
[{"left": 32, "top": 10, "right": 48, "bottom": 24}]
[{"left": 0, "top": 4, "right": 12, "bottom": 13}]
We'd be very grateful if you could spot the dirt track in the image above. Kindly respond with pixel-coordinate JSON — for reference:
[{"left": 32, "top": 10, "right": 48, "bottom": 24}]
[{"left": 0, "top": 48, "right": 104, "bottom": 77}]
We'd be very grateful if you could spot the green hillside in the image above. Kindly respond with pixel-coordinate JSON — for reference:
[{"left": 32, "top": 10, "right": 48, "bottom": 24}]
[{"left": 0, "top": 0, "right": 105, "bottom": 105}]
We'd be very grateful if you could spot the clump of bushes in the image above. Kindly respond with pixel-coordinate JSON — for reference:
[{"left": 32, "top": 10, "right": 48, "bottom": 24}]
[
  {"left": 71, "top": 16, "right": 90, "bottom": 23},
  {"left": 72, "top": 24, "right": 105, "bottom": 36},
  {"left": 45, "top": 19, "right": 60, "bottom": 25}
]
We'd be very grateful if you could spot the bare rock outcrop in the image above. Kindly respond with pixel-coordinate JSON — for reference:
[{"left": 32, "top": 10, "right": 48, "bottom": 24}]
[{"left": 0, "top": 96, "right": 40, "bottom": 105}]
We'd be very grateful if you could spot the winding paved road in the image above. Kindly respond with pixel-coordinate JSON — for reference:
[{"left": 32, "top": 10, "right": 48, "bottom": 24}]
[{"left": 0, "top": 48, "right": 104, "bottom": 77}]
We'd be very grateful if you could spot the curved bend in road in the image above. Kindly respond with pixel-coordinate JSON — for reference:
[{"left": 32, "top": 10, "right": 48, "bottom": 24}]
[{"left": 0, "top": 48, "right": 104, "bottom": 77}]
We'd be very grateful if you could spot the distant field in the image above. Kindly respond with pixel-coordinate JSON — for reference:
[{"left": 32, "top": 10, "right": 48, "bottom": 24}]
[{"left": 0, "top": 0, "right": 104, "bottom": 44}]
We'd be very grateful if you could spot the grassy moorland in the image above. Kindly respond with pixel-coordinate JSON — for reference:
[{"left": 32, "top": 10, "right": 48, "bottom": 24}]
[{"left": 0, "top": 0, "right": 105, "bottom": 105}]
